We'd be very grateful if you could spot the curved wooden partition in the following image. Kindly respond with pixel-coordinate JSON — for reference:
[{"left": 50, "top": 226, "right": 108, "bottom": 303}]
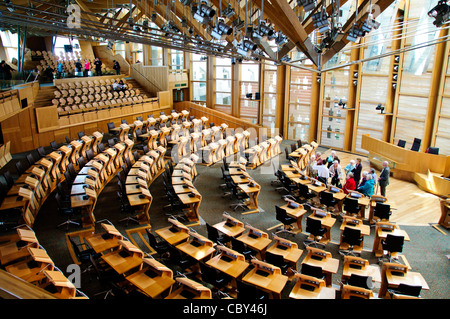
[{"left": 361, "top": 134, "right": 450, "bottom": 196}]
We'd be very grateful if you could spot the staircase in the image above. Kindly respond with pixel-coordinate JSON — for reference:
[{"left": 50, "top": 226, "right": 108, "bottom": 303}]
[{"left": 34, "top": 85, "right": 57, "bottom": 108}]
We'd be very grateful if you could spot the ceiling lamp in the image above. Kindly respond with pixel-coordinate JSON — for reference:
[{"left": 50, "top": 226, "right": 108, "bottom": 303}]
[
  {"left": 361, "top": 14, "right": 381, "bottom": 33},
  {"left": 211, "top": 19, "right": 233, "bottom": 40},
  {"left": 253, "top": 21, "right": 275, "bottom": 40},
  {"left": 428, "top": 0, "right": 450, "bottom": 27},
  {"left": 297, "top": 0, "right": 316, "bottom": 12},
  {"left": 222, "top": 3, "right": 236, "bottom": 18},
  {"left": 237, "top": 39, "right": 257, "bottom": 58},
  {"left": 346, "top": 24, "right": 365, "bottom": 43},
  {"left": 192, "top": 1, "right": 216, "bottom": 25},
  {"left": 312, "top": 10, "right": 330, "bottom": 33}
]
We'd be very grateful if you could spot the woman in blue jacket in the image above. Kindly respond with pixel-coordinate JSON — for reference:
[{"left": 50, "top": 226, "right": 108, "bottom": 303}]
[{"left": 358, "top": 174, "right": 375, "bottom": 197}]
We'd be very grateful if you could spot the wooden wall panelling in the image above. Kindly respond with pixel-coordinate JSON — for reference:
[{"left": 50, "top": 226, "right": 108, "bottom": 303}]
[{"left": 54, "top": 128, "right": 70, "bottom": 144}]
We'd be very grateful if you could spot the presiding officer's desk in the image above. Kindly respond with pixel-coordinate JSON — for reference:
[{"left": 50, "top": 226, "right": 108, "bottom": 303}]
[{"left": 361, "top": 134, "right": 450, "bottom": 184}]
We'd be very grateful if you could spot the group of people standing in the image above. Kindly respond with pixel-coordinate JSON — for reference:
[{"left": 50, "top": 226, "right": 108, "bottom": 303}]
[
  {"left": 67, "top": 58, "right": 120, "bottom": 78},
  {"left": 308, "top": 150, "right": 390, "bottom": 198}
]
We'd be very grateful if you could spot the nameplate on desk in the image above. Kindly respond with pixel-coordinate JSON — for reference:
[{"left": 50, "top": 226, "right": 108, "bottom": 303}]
[
  {"left": 350, "top": 192, "right": 362, "bottom": 198},
  {"left": 314, "top": 181, "right": 322, "bottom": 186},
  {"left": 288, "top": 202, "right": 299, "bottom": 208},
  {"left": 315, "top": 210, "right": 327, "bottom": 218},
  {"left": 330, "top": 187, "right": 340, "bottom": 193},
  {"left": 248, "top": 231, "right": 262, "bottom": 239}
]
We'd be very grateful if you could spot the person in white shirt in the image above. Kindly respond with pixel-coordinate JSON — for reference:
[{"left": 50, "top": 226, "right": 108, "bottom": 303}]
[{"left": 313, "top": 161, "right": 330, "bottom": 185}]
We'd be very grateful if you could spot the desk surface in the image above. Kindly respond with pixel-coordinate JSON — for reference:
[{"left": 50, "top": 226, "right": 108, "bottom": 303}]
[
  {"left": 213, "top": 220, "right": 245, "bottom": 238},
  {"left": 302, "top": 253, "right": 340, "bottom": 274},
  {"left": 242, "top": 267, "right": 288, "bottom": 295},
  {"left": 266, "top": 242, "right": 303, "bottom": 264},
  {"left": 237, "top": 233, "right": 272, "bottom": 252},
  {"left": 289, "top": 282, "right": 336, "bottom": 299},
  {"left": 206, "top": 254, "right": 249, "bottom": 278},
  {"left": 176, "top": 241, "right": 215, "bottom": 261},
  {"left": 85, "top": 233, "right": 120, "bottom": 253},
  {"left": 125, "top": 268, "right": 175, "bottom": 298},
  {"left": 101, "top": 251, "right": 143, "bottom": 275},
  {"left": 155, "top": 226, "right": 190, "bottom": 246}
]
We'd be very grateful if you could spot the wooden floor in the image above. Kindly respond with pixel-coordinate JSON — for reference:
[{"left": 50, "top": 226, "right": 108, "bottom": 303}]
[{"left": 323, "top": 150, "right": 442, "bottom": 227}]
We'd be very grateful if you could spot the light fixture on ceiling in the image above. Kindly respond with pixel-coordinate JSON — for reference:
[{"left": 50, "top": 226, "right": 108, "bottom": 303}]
[
  {"left": 192, "top": 1, "right": 216, "bottom": 25},
  {"left": 274, "top": 32, "right": 288, "bottom": 45},
  {"left": 222, "top": 3, "right": 235, "bottom": 18},
  {"left": 297, "top": 0, "right": 316, "bottom": 12},
  {"left": 346, "top": 24, "right": 365, "bottom": 43},
  {"left": 180, "top": 0, "right": 195, "bottom": 5},
  {"left": 236, "top": 39, "right": 257, "bottom": 58},
  {"left": 428, "top": 0, "right": 450, "bottom": 27},
  {"left": 253, "top": 21, "right": 275, "bottom": 40},
  {"left": 211, "top": 19, "right": 233, "bottom": 40},
  {"left": 361, "top": 14, "right": 381, "bottom": 33},
  {"left": 312, "top": 10, "right": 330, "bottom": 33}
]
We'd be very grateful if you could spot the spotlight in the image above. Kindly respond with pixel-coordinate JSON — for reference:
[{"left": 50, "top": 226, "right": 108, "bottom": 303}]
[
  {"left": 222, "top": 3, "right": 236, "bottom": 18},
  {"left": 274, "top": 32, "right": 288, "bottom": 45},
  {"left": 297, "top": 0, "right": 316, "bottom": 12},
  {"left": 376, "top": 103, "right": 385, "bottom": 114},
  {"left": 193, "top": 1, "right": 216, "bottom": 24},
  {"left": 5, "top": 0, "right": 14, "bottom": 12},
  {"left": 180, "top": 0, "right": 195, "bottom": 5},
  {"left": 253, "top": 21, "right": 275, "bottom": 40},
  {"left": 346, "top": 24, "right": 365, "bottom": 43},
  {"left": 338, "top": 99, "right": 346, "bottom": 108},
  {"left": 312, "top": 11, "right": 330, "bottom": 33},
  {"left": 428, "top": 0, "right": 450, "bottom": 27},
  {"left": 151, "top": 12, "right": 157, "bottom": 22},
  {"left": 211, "top": 19, "right": 233, "bottom": 40},
  {"left": 361, "top": 14, "right": 381, "bottom": 33},
  {"left": 231, "top": 58, "right": 236, "bottom": 65},
  {"left": 237, "top": 39, "right": 257, "bottom": 57},
  {"left": 246, "top": 93, "right": 253, "bottom": 99},
  {"left": 142, "top": 18, "right": 149, "bottom": 31}
]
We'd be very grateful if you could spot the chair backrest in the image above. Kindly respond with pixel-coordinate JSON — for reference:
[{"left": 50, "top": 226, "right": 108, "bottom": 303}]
[
  {"left": 301, "top": 263, "right": 324, "bottom": 279},
  {"left": 27, "top": 153, "right": 36, "bottom": 166},
  {"left": 348, "top": 274, "right": 373, "bottom": 290},
  {"left": 395, "top": 283, "right": 422, "bottom": 297},
  {"left": 275, "top": 205, "right": 288, "bottom": 221},
  {"left": 265, "top": 251, "right": 285, "bottom": 268},
  {"left": 206, "top": 223, "right": 219, "bottom": 242},
  {"left": 77, "top": 156, "right": 86, "bottom": 169},
  {"left": 107, "top": 122, "right": 115, "bottom": 130},
  {"left": 397, "top": 139, "right": 406, "bottom": 148},
  {"left": 411, "top": 138, "right": 421, "bottom": 151},
  {"left": 427, "top": 147, "right": 439, "bottom": 155},
  {"left": 374, "top": 202, "right": 391, "bottom": 220},
  {"left": 384, "top": 234, "right": 404, "bottom": 253},
  {"left": 77, "top": 131, "right": 85, "bottom": 139},
  {"left": 344, "top": 197, "right": 359, "bottom": 212},
  {"left": 146, "top": 229, "right": 157, "bottom": 247},
  {"left": 320, "top": 191, "right": 334, "bottom": 205},
  {"left": 86, "top": 148, "right": 95, "bottom": 161},
  {"left": 306, "top": 217, "right": 324, "bottom": 236},
  {"left": 3, "top": 171, "right": 14, "bottom": 189},
  {"left": 50, "top": 140, "right": 59, "bottom": 151},
  {"left": 342, "top": 227, "right": 362, "bottom": 246}
]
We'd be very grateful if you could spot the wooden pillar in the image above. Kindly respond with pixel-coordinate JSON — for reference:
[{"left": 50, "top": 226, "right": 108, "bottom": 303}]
[
  {"left": 310, "top": 66, "right": 321, "bottom": 142},
  {"left": 422, "top": 27, "right": 449, "bottom": 151},
  {"left": 276, "top": 64, "right": 286, "bottom": 137},
  {"left": 231, "top": 62, "right": 240, "bottom": 118}
]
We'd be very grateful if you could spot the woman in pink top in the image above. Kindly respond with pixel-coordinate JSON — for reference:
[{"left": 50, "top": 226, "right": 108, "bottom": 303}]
[{"left": 84, "top": 59, "right": 90, "bottom": 77}]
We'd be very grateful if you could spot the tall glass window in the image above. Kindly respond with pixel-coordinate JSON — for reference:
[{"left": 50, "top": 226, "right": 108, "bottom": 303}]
[
  {"left": 191, "top": 53, "right": 207, "bottom": 103},
  {"left": 239, "top": 61, "right": 260, "bottom": 124},
  {"left": 214, "top": 57, "right": 232, "bottom": 114}
]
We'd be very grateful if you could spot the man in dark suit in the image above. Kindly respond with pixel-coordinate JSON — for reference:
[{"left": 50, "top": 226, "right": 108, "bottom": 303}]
[
  {"left": 378, "top": 161, "right": 390, "bottom": 197},
  {"left": 352, "top": 158, "right": 362, "bottom": 186}
]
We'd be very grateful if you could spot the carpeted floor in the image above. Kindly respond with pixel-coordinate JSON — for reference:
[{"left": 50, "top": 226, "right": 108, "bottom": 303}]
[{"left": 1, "top": 140, "right": 449, "bottom": 300}]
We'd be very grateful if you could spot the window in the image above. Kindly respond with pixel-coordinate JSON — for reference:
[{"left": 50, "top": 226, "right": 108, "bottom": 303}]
[
  {"left": 114, "top": 41, "right": 126, "bottom": 60},
  {"left": 214, "top": 57, "right": 232, "bottom": 114},
  {"left": 262, "top": 63, "right": 278, "bottom": 136},
  {"left": 287, "top": 67, "right": 313, "bottom": 143},
  {"left": 239, "top": 61, "right": 260, "bottom": 124},
  {"left": 169, "top": 49, "right": 184, "bottom": 70},
  {"left": 53, "top": 36, "right": 81, "bottom": 58},
  {"left": 150, "top": 46, "right": 163, "bottom": 66},
  {"left": 0, "top": 30, "right": 18, "bottom": 63},
  {"left": 191, "top": 53, "right": 207, "bottom": 103},
  {"left": 131, "top": 42, "right": 143, "bottom": 64}
]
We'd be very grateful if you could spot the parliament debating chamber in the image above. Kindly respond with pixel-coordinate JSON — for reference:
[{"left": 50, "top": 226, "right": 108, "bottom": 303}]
[{"left": 0, "top": 0, "right": 449, "bottom": 306}]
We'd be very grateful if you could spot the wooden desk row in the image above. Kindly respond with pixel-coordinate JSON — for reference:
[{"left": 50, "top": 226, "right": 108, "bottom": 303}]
[
  {"left": 124, "top": 146, "right": 168, "bottom": 224},
  {"left": 70, "top": 137, "right": 137, "bottom": 226},
  {"left": 0, "top": 226, "right": 84, "bottom": 299},
  {"left": 168, "top": 156, "right": 202, "bottom": 223},
  {"left": 244, "top": 135, "right": 283, "bottom": 169},
  {"left": 227, "top": 161, "right": 261, "bottom": 213},
  {"left": 0, "top": 132, "right": 105, "bottom": 228},
  {"left": 288, "top": 141, "right": 319, "bottom": 171}
]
